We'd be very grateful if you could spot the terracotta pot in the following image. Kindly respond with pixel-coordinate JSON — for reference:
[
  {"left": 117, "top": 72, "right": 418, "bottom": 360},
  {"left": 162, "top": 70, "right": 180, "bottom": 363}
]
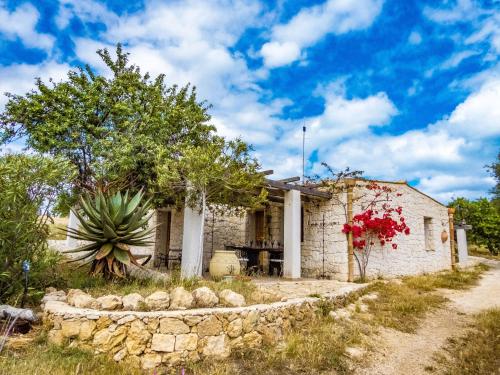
[
  {"left": 209, "top": 250, "right": 241, "bottom": 278},
  {"left": 441, "top": 230, "right": 449, "bottom": 243}
]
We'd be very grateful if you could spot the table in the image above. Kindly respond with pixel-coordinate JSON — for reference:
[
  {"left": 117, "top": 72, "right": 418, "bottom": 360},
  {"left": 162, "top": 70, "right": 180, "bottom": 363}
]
[{"left": 225, "top": 245, "right": 284, "bottom": 276}]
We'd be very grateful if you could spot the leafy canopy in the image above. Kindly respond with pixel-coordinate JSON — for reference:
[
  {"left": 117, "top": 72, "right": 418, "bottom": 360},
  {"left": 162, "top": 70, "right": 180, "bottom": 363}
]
[{"left": 0, "top": 44, "right": 214, "bottom": 209}]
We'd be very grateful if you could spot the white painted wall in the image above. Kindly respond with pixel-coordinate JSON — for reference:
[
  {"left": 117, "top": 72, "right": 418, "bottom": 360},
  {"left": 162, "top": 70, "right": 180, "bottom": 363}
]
[{"left": 284, "top": 190, "right": 301, "bottom": 279}]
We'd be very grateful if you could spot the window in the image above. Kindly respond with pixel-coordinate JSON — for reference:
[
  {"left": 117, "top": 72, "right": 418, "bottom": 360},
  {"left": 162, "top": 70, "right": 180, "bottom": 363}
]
[{"left": 424, "top": 217, "right": 434, "bottom": 251}]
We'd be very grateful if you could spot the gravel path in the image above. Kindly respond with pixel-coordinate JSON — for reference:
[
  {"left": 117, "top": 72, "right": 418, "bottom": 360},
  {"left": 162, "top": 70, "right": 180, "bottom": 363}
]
[{"left": 355, "top": 260, "right": 500, "bottom": 375}]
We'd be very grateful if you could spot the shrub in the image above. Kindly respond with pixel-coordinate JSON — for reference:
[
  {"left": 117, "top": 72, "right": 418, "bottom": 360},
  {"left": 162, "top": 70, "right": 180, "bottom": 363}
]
[{"left": 0, "top": 154, "right": 74, "bottom": 304}]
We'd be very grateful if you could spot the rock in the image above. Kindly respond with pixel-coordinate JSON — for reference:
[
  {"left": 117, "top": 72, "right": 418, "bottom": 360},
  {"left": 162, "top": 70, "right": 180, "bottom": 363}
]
[
  {"left": 362, "top": 293, "right": 379, "bottom": 301},
  {"left": 96, "top": 295, "right": 122, "bottom": 310},
  {"left": 192, "top": 287, "right": 219, "bottom": 307},
  {"left": 79, "top": 320, "right": 96, "bottom": 340},
  {"left": 163, "top": 352, "right": 183, "bottom": 365},
  {"left": 242, "top": 310, "right": 260, "bottom": 333},
  {"left": 113, "top": 348, "right": 127, "bottom": 362},
  {"left": 201, "top": 335, "right": 230, "bottom": 359},
  {"left": 0, "top": 305, "right": 38, "bottom": 323},
  {"left": 126, "top": 320, "right": 151, "bottom": 355},
  {"left": 226, "top": 318, "right": 243, "bottom": 338},
  {"left": 184, "top": 315, "right": 203, "bottom": 326},
  {"left": 67, "top": 289, "right": 98, "bottom": 309},
  {"left": 60, "top": 320, "right": 81, "bottom": 338},
  {"left": 141, "top": 353, "right": 162, "bottom": 369},
  {"left": 122, "top": 293, "right": 145, "bottom": 311},
  {"left": 145, "top": 291, "right": 170, "bottom": 311},
  {"left": 159, "top": 317, "right": 190, "bottom": 334},
  {"left": 117, "top": 315, "right": 135, "bottom": 325},
  {"left": 345, "top": 346, "right": 364, "bottom": 359},
  {"left": 169, "top": 287, "right": 193, "bottom": 310},
  {"left": 92, "top": 325, "right": 128, "bottom": 353},
  {"left": 197, "top": 315, "right": 222, "bottom": 337},
  {"left": 96, "top": 316, "right": 112, "bottom": 330},
  {"left": 45, "top": 287, "right": 57, "bottom": 294},
  {"left": 41, "top": 290, "right": 67, "bottom": 304},
  {"left": 174, "top": 333, "right": 198, "bottom": 351},
  {"left": 47, "top": 329, "right": 65, "bottom": 346},
  {"left": 329, "top": 308, "right": 351, "bottom": 320},
  {"left": 229, "top": 336, "right": 243, "bottom": 349},
  {"left": 243, "top": 331, "right": 262, "bottom": 348},
  {"left": 151, "top": 333, "right": 175, "bottom": 352},
  {"left": 260, "top": 324, "right": 282, "bottom": 346},
  {"left": 219, "top": 289, "right": 245, "bottom": 307}
]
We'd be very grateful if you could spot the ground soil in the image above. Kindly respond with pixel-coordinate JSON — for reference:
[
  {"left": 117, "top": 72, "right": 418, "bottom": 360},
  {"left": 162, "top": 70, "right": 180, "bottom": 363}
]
[{"left": 354, "top": 259, "right": 500, "bottom": 375}]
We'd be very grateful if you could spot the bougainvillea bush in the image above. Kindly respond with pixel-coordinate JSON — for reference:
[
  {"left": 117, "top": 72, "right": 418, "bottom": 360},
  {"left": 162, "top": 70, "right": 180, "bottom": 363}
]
[{"left": 342, "top": 182, "right": 410, "bottom": 281}]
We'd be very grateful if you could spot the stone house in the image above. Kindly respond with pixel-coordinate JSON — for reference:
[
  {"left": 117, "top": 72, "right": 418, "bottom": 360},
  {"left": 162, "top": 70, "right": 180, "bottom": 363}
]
[{"left": 137, "top": 177, "right": 456, "bottom": 281}]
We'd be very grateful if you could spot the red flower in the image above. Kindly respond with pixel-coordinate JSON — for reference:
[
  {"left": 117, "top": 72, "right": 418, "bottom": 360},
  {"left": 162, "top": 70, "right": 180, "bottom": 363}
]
[
  {"left": 404, "top": 228, "right": 410, "bottom": 235},
  {"left": 392, "top": 243, "right": 398, "bottom": 249}
]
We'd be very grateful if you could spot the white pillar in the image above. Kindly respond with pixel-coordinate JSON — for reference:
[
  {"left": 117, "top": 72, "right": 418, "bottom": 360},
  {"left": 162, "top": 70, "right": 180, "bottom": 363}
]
[
  {"left": 284, "top": 189, "right": 301, "bottom": 279},
  {"left": 181, "top": 203, "right": 204, "bottom": 278},
  {"left": 66, "top": 208, "right": 80, "bottom": 249},
  {"left": 456, "top": 228, "right": 468, "bottom": 264}
]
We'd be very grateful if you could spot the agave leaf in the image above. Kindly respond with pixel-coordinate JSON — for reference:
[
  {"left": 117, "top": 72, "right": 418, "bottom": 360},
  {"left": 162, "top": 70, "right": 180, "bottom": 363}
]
[
  {"left": 115, "top": 243, "right": 130, "bottom": 252},
  {"left": 65, "top": 249, "right": 99, "bottom": 263},
  {"left": 101, "top": 203, "right": 116, "bottom": 231},
  {"left": 93, "top": 260, "right": 105, "bottom": 275},
  {"left": 106, "top": 253, "right": 115, "bottom": 272},
  {"left": 110, "top": 192, "right": 122, "bottom": 217},
  {"left": 113, "top": 248, "right": 130, "bottom": 266},
  {"left": 95, "top": 243, "right": 114, "bottom": 260},
  {"left": 63, "top": 242, "right": 100, "bottom": 254},
  {"left": 77, "top": 258, "right": 96, "bottom": 269},
  {"left": 124, "top": 189, "right": 143, "bottom": 217},
  {"left": 103, "top": 223, "right": 117, "bottom": 239},
  {"left": 79, "top": 196, "right": 102, "bottom": 227},
  {"left": 113, "top": 197, "right": 126, "bottom": 226},
  {"left": 72, "top": 209, "right": 103, "bottom": 236},
  {"left": 113, "top": 262, "right": 125, "bottom": 278}
]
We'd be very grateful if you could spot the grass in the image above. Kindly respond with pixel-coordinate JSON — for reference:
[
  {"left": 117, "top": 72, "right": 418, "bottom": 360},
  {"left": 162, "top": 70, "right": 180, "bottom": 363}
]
[
  {"left": 469, "top": 244, "right": 500, "bottom": 261},
  {"left": 361, "top": 281, "right": 447, "bottom": 333},
  {"left": 426, "top": 308, "right": 500, "bottom": 375},
  {"left": 0, "top": 331, "right": 143, "bottom": 375},
  {"left": 402, "top": 264, "right": 490, "bottom": 292}
]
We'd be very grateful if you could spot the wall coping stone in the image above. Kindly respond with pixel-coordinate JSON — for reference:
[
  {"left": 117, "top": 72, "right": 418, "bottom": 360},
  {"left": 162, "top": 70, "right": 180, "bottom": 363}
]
[{"left": 44, "top": 284, "right": 366, "bottom": 319}]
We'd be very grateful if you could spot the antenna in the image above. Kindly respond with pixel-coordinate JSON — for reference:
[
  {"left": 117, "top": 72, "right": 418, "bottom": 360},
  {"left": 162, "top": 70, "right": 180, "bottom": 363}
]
[{"left": 302, "top": 124, "right": 306, "bottom": 184}]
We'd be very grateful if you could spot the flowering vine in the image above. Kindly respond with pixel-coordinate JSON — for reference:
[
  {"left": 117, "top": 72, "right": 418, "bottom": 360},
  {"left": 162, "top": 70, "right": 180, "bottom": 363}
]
[{"left": 342, "top": 182, "right": 410, "bottom": 281}]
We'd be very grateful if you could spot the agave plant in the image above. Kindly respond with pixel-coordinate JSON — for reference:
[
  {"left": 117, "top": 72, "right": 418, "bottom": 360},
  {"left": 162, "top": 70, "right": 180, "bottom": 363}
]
[{"left": 64, "top": 190, "right": 154, "bottom": 278}]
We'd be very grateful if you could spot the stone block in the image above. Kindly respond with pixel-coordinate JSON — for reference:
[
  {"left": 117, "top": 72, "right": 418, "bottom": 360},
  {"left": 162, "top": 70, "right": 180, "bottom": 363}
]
[
  {"left": 159, "top": 317, "right": 190, "bottom": 334},
  {"left": 151, "top": 333, "right": 175, "bottom": 352}
]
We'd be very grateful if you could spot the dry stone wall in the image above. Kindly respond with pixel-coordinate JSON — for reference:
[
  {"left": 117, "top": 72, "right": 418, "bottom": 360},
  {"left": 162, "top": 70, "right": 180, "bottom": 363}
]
[{"left": 43, "top": 285, "right": 364, "bottom": 370}]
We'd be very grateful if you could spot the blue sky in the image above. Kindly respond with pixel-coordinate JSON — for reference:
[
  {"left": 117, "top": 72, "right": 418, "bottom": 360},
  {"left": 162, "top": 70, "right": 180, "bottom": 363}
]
[{"left": 0, "top": 0, "right": 499, "bottom": 203}]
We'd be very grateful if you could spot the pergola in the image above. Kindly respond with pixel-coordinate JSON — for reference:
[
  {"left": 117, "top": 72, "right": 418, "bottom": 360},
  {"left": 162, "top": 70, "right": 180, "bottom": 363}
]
[{"left": 180, "top": 170, "right": 331, "bottom": 279}]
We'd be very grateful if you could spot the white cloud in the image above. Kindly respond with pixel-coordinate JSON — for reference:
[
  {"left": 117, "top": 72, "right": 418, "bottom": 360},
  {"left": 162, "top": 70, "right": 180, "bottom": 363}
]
[
  {"left": 260, "top": 0, "right": 384, "bottom": 67},
  {"left": 0, "top": 2, "right": 54, "bottom": 50},
  {"left": 408, "top": 31, "right": 422, "bottom": 45},
  {"left": 310, "top": 78, "right": 500, "bottom": 201},
  {"left": 56, "top": 0, "right": 118, "bottom": 29},
  {"left": 0, "top": 60, "right": 70, "bottom": 109}
]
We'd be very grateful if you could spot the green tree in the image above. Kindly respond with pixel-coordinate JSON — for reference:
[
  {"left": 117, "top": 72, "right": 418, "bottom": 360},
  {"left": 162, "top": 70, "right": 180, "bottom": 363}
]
[
  {"left": 449, "top": 197, "right": 500, "bottom": 255},
  {"left": 488, "top": 151, "right": 500, "bottom": 208},
  {"left": 0, "top": 154, "right": 76, "bottom": 303},
  {"left": 0, "top": 45, "right": 214, "bottom": 209}
]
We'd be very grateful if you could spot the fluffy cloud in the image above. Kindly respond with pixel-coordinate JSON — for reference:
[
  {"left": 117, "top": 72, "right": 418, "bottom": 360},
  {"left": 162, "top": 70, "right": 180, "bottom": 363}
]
[
  {"left": 0, "top": 60, "right": 70, "bottom": 108},
  {"left": 0, "top": 2, "right": 54, "bottom": 50},
  {"left": 260, "top": 0, "right": 384, "bottom": 67},
  {"left": 311, "top": 78, "right": 500, "bottom": 202}
]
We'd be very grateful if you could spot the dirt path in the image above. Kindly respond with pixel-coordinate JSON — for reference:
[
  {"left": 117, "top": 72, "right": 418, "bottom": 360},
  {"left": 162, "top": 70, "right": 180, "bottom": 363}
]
[{"left": 355, "top": 260, "right": 500, "bottom": 375}]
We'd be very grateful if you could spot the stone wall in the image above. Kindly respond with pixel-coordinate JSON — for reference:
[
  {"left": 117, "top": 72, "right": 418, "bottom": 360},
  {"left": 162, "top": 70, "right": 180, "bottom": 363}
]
[
  {"left": 351, "top": 182, "right": 451, "bottom": 278},
  {"left": 43, "top": 285, "right": 364, "bottom": 370}
]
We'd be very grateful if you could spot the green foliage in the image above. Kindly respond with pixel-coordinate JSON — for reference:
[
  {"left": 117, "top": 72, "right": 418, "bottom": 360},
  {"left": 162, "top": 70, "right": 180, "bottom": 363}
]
[
  {"left": 487, "top": 151, "right": 500, "bottom": 208},
  {"left": 65, "top": 190, "right": 154, "bottom": 278},
  {"left": 157, "top": 137, "right": 267, "bottom": 212},
  {"left": 0, "top": 44, "right": 214, "bottom": 208},
  {"left": 449, "top": 197, "right": 500, "bottom": 255},
  {"left": 0, "top": 154, "right": 75, "bottom": 303}
]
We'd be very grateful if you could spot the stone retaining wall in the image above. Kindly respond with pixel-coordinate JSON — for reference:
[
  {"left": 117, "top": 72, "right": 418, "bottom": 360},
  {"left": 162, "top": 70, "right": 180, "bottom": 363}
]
[{"left": 43, "top": 284, "right": 365, "bottom": 370}]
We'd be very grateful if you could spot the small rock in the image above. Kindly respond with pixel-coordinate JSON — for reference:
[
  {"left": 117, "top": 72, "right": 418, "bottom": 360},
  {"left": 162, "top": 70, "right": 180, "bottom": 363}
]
[
  {"left": 151, "top": 333, "right": 175, "bottom": 352},
  {"left": 113, "top": 348, "right": 127, "bottom": 362},
  {"left": 67, "top": 289, "right": 98, "bottom": 309},
  {"left": 329, "top": 308, "right": 351, "bottom": 320},
  {"left": 169, "top": 287, "right": 193, "bottom": 310},
  {"left": 174, "top": 333, "right": 198, "bottom": 351},
  {"left": 145, "top": 291, "right": 170, "bottom": 310},
  {"left": 201, "top": 334, "right": 230, "bottom": 359},
  {"left": 362, "top": 293, "right": 379, "bottom": 301},
  {"left": 159, "top": 317, "right": 190, "bottom": 334},
  {"left": 41, "top": 290, "right": 67, "bottom": 305},
  {"left": 96, "top": 295, "right": 122, "bottom": 310},
  {"left": 197, "top": 315, "right": 223, "bottom": 337},
  {"left": 219, "top": 289, "right": 245, "bottom": 307},
  {"left": 122, "top": 293, "right": 145, "bottom": 311},
  {"left": 192, "top": 287, "right": 219, "bottom": 307},
  {"left": 226, "top": 318, "right": 243, "bottom": 338},
  {"left": 345, "top": 346, "right": 364, "bottom": 359}
]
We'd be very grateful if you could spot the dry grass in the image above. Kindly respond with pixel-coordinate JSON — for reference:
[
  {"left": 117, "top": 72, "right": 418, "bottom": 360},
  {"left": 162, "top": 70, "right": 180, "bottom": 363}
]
[
  {"left": 402, "top": 264, "right": 490, "bottom": 292},
  {"left": 426, "top": 308, "right": 500, "bottom": 375},
  {"left": 361, "top": 281, "right": 447, "bottom": 333},
  {"left": 0, "top": 331, "right": 143, "bottom": 375}
]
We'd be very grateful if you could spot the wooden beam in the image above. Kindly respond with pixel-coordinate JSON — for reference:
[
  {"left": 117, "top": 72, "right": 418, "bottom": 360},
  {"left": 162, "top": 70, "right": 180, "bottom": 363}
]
[
  {"left": 448, "top": 208, "right": 457, "bottom": 270},
  {"left": 278, "top": 176, "right": 301, "bottom": 183},
  {"left": 264, "top": 179, "right": 331, "bottom": 199},
  {"left": 346, "top": 180, "right": 355, "bottom": 282},
  {"left": 259, "top": 169, "right": 274, "bottom": 176}
]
